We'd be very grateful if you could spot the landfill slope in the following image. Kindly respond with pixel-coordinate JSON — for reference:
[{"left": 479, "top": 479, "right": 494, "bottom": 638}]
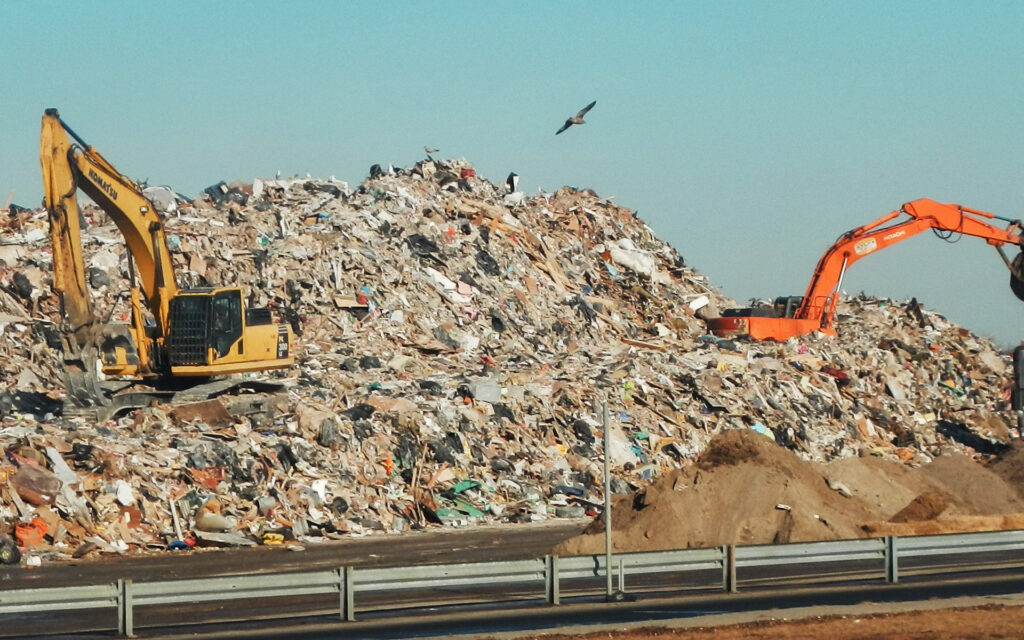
[{"left": 0, "top": 157, "right": 1022, "bottom": 562}]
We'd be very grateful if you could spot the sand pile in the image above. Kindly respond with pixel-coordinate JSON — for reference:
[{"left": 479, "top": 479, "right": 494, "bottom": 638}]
[{"left": 554, "top": 429, "right": 1024, "bottom": 555}]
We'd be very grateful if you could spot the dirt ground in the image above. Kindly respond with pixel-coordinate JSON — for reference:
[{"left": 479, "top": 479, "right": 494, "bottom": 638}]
[{"left": 495, "top": 603, "right": 1024, "bottom": 639}]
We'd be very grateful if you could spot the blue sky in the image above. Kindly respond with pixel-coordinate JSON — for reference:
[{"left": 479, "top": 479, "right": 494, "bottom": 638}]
[{"left": 5, "top": 2, "right": 1024, "bottom": 345}]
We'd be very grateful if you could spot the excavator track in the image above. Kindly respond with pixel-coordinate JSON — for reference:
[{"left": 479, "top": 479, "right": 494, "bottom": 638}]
[{"left": 61, "top": 376, "right": 286, "bottom": 424}]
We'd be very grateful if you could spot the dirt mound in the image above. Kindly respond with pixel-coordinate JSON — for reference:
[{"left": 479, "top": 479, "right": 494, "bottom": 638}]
[
  {"left": 555, "top": 430, "right": 879, "bottom": 554},
  {"left": 823, "top": 454, "right": 927, "bottom": 518},
  {"left": 890, "top": 491, "right": 947, "bottom": 522},
  {"left": 695, "top": 429, "right": 767, "bottom": 469},
  {"left": 554, "top": 429, "right": 1024, "bottom": 555},
  {"left": 864, "top": 514, "right": 1024, "bottom": 537},
  {"left": 919, "top": 453, "right": 1024, "bottom": 516},
  {"left": 985, "top": 440, "right": 1024, "bottom": 498}
]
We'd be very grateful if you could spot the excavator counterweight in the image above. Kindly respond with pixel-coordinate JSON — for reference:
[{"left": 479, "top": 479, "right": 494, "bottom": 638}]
[{"left": 706, "top": 199, "right": 1024, "bottom": 341}]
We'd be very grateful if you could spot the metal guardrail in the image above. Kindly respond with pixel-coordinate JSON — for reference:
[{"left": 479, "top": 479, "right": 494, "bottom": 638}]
[
  {"left": 0, "top": 582, "right": 119, "bottom": 615},
  {"left": 2, "top": 529, "right": 1024, "bottom": 637},
  {"left": 896, "top": 529, "right": 1024, "bottom": 558},
  {"left": 554, "top": 547, "right": 728, "bottom": 599},
  {"left": 132, "top": 570, "right": 345, "bottom": 606},
  {"left": 737, "top": 537, "right": 887, "bottom": 567},
  {"left": 356, "top": 558, "right": 546, "bottom": 592}
]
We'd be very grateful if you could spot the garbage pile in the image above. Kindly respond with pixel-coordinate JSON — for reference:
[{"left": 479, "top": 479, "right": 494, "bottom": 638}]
[{"left": 0, "top": 157, "right": 1018, "bottom": 561}]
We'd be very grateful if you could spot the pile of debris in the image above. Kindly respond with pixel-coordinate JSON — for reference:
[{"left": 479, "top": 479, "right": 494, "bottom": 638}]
[{"left": 0, "top": 157, "right": 1018, "bottom": 561}]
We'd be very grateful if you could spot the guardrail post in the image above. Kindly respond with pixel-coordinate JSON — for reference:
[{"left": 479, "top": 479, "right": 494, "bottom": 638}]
[
  {"left": 335, "top": 567, "right": 344, "bottom": 620},
  {"left": 117, "top": 579, "right": 134, "bottom": 637},
  {"left": 724, "top": 545, "right": 737, "bottom": 593},
  {"left": 885, "top": 536, "right": 899, "bottom": 584},
  {"left": 617, "top": 556, "right": 625, "bottom": 593},
  {"left": 340, "top": 566, "right": 355, "bottom": 621},
  {"left": 546, "top": 555, "right": 560, "bottom": 605}
]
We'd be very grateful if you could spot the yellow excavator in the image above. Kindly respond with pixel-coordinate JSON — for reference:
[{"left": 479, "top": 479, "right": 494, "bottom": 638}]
[{"left": 41, "top": 109, "right": 294, "bottom": 410}]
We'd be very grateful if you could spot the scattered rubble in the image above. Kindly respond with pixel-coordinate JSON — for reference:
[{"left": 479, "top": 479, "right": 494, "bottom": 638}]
[{"left": 0, "top": 157, "right": 1021, "bottom": 564}]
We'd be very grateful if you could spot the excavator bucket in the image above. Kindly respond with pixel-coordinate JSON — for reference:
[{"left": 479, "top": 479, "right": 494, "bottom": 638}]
[
  {"left": 1012, "top": 251, "right": 1024, "bottom": 302},
  {"left": 61, "top": 342, "right": 111, "bottom": 408}
]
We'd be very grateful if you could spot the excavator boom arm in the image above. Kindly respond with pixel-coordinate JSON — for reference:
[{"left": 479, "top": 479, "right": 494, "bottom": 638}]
[
  {"left": 706, "top": 198, "right": 1024, "bottom": 341},
  {"left": 40, "top": 112, "right": 94, "bottom": 335},
  {"left": 40, "top": 110, "right": 178, "bottom": 333},
  {"left": 795, "top": 198, "right": 1024, "bottom": 329}
]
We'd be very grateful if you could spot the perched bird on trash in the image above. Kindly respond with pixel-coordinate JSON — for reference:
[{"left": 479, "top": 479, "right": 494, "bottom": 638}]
[
  {"left": 506, "top": 172, "right": 519, "bottom": 192},
  {"left": 555, "top": 100, "right": 596, "bottom": 135}
]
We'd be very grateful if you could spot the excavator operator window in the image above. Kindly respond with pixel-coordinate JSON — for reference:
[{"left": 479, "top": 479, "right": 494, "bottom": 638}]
[
  {"left": 773, "top": 296, "right": 803, "bottom": 319},
  {"left": 168, "top": 296, "right": 210, "bottom": 366},
  {"left": 211, "top": 290, "right": 242, "bottom": 358}
]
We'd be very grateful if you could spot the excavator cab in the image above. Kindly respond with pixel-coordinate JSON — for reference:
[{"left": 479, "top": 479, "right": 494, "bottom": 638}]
[
  {"left": 167, "top": 288, "right": 291, "bottom": 375},
  {"left": 773, "top": 296, "right": 803, "bottom": 319},
  {"left": 720, "top": 296, "right": 803, "bottom": 319}
]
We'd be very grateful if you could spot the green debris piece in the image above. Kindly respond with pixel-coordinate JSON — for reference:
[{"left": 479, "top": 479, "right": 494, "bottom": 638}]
[
  {"left": 634, "top": 432, "right": 650, "bottom": 440},
  {"left": 451, "top": 479, "right": 481, "bottom": 494},
  {"left": 451, "top": 499, "right": 485, "bottom": 517},
  {"left": 937, "top": 381, "right": 964, "bottom": 396}
]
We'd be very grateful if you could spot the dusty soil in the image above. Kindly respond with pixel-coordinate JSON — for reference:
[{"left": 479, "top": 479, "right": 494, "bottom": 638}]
[
  {"left": 554, "top": 429, "right": 1024, "bottom": 555},
  {"left": 496, "top": 603, "right": 1024, "bottom": 639}
]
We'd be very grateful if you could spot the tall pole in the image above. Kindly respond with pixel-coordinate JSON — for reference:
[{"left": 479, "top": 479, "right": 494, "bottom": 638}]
[{"left": 603, "top": 401, "right": 612, "bottom": 598}]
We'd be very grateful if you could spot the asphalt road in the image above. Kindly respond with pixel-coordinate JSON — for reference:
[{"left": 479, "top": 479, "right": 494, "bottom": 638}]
[
  {"left": 0, "top": 519, "right": 589, "bottom": 637},
  {"left": 1, "top": 519, "right": 588, "bottom": 587}
]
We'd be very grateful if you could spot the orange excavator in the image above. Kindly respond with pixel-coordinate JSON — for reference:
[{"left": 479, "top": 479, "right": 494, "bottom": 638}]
[{"left": 706, "top": 198, "right": 1024, "bottom": 341}]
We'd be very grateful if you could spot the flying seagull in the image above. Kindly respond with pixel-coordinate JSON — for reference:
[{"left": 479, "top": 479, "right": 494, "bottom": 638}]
[
  {"left": 555, "top": 100, "right": 596, "bottom": 135},
  {"left": 424, "top": 146, "right": 439, "bottom": 155}
]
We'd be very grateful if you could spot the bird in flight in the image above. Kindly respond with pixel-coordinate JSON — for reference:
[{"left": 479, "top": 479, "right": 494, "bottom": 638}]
[
  {"left": 424, "top": 146, "right": 439, "bottom": 155},
  {"left": 555, "top": 100, "right": 596, "bottom": 135}
]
